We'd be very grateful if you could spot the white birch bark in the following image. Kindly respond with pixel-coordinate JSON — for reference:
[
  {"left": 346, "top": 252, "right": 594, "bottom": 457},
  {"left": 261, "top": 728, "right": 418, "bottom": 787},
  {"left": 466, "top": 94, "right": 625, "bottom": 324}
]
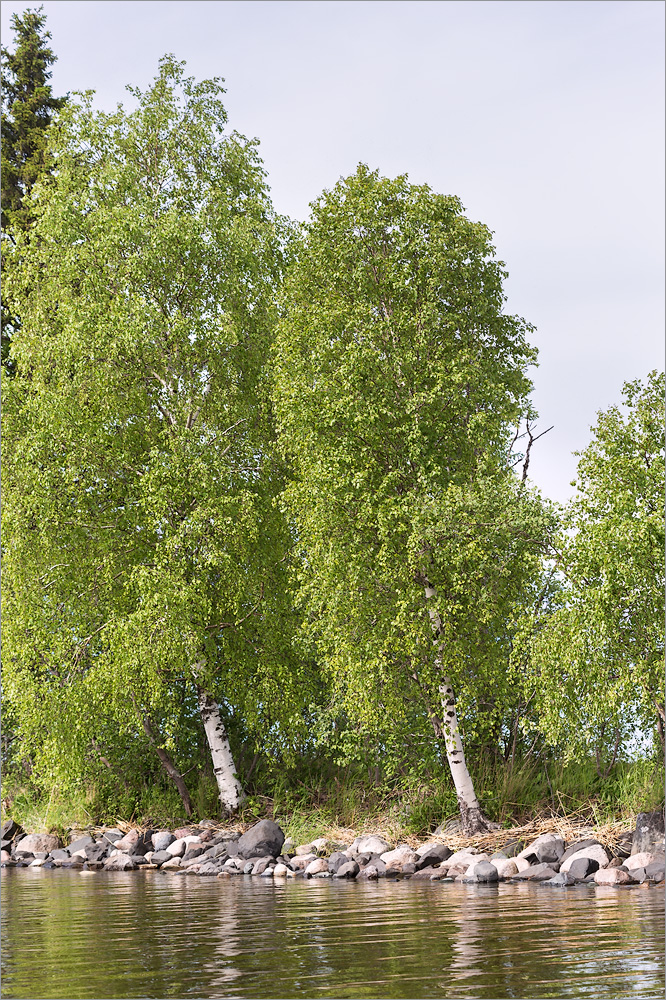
[
  {"left": 193, "top": 667, "right": 245, "bottom": 813},
  {"left": 422, "top": 579, "right": 498, "bottom": 834}
]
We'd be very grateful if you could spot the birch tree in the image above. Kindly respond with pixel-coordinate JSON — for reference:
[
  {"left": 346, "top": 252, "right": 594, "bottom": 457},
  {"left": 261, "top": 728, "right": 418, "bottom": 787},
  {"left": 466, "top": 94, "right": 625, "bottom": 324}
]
[
  {"left": 2, "top": 57, "right": 302, "bottom": 814},
  {"left": 527, "top": 371, "right": 665, "bottom": 765},
  {"left": 273, "top": 166, "right": 551, "bottom": 833}
]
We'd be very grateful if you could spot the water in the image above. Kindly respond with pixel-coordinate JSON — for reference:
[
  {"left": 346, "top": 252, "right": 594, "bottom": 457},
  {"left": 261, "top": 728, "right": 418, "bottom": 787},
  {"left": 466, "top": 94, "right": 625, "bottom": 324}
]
[{"left": 1, "top": 868, "right": 663, "bottom": 999}]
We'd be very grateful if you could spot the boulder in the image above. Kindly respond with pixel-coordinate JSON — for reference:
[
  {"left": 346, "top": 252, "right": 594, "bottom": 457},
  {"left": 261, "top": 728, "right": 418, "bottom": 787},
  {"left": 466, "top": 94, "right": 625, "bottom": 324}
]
[
  {"left": 410, "top": 866, "right": 442, "bottom": 880},
  {"left": 68, "top": 835, "right": 94, "bottom": 854},
  {"left": 512, "top": 863, "right": 559, "bottom": 881},
  {"left": 632, "top": 811, "right": 665, "bottom": 855},
  {"left": 14, "top": 833, "right": 60, "bottom": 855},
  {"left": 113, "top": 830, "right": 141, "bottom": 853},
  {"left": 380, "top": 846, "right": 420, "bottom": 869},
  {"left": 49, "top": 848, "right": 71, "bottom": 862},
  {"left": 560, "top": 844, "right": 610, "bottom": 873},
  {"left": 514, "top": 856, "right": 533, "bottom": 873},
  {"left": 103, "top": 853, "right": 138, "bottom": 871},
  {"left": 645, "top": 860, "right": 665, "bottom": 881},
  {"left": 304, "top": 858, "right": 330, "bottom": 876},
  {"left": 160, "top": 857, "right": 182, "bottom": 870},
  {"left": 444, "top": 849, "right": 483, "bottom": 869},
  {"left": 273, "top": 863, "right": 289, "bottom": 877},
  {"left": 166, "top": 838, "right": 188, "bottom": 857},
  {"left": 237, "top": 820, "right": 285, "bottom": 860},
  {"left": 559, "top": 839, "right": 602, "bottom": 864},
  {"left": 335, "top": 860, "right": 360, "bottom": 879},
  {"left": 625, "top": 851, "right": 664, "bottom": 871},
  {"left": 84, "top": 843, "right": 108, "bottom": 863},
  {"left": 1, "top": 819, "right": 24, "bottom": 842},
  {"left": 594, "top": 867, "right": 636, "bottom": 886},
  {"left": 416, "top": 843, "right": 451, "bottom": 866},
  {"left": 182, "top": 845, "right": 206, "bottom": 862},
  {"left": 327, "top": 851, "right": 349, "bottom": 872},
  {"left": 251, "top": 857, "right": 274, "bottom": 875},
  {"left": 568, "top": 857, "right": 598, "bottom": 879},
  {"left": 1, "top": 849, "right": 13, "bottom": 864},
  {"left": 544, "top": 872, "right": 577, "bottom": 887},
  {"left": 197, "top": 862, "right": 222, "bottom": 876},
  {"left": 356, "top": 864, "right": 379, "bottom": 880},
  {"left": 295, "top": 843, "right": 316, "bottom": 856},
  {"left": 151, "top": 831, "right": 176, "bottom": 852},
  {"left": 289, "top": 853, "right": 317, "bottom": 870},
  {"left": 517, "top": 833, "right": 565, "bottom": 865},
  {"left": 472, "top": 862, "right": 499, "bottom": 883},
  {"left": 490, "top": 858, "right": 518, "bottom": 878},
  {"left": 354, "top": 835, "right": 392, "bottom": 856},
  {"left": 100, "top": 829, "right": 123, "bottom": 847},
  {"left": 173, "top": 827, "right": 196, "bottom": 839},
  {"left": 150, "top": 850, "right": 173, "bottom": 866}
]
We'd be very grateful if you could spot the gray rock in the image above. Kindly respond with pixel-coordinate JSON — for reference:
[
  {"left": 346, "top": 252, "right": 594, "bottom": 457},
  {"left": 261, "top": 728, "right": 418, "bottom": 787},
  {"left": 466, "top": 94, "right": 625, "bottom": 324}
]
[
  {"left": 415, "top": 844, "right": 452, "bottom": 869},
  {"left": 15, "top": 833, "right": 61, "bottom": 855},
  {"left": 495, "top": 839, "right": 524, "bottom": 858},
  {"left": 197, "top": 861, "right": 222, "bottom": 876},
  {"left": 517, "top": 834, "right": 565, "bottom": 865},
  {"left": 335, "top": 860, "right": 360, "bottom": 878},
  {"left": 150, "top": 850, "right": 172, "bottom": 866},
  {"left": 327, "top": 851, "right": 349, "bottom": 872},
  {"left": 68, "top": 835, "right": 94, "bottom": 854},
  {"left": 1, "top": 820, "right": 24, "bottom": 843},
  {"left": 560, "top": 845, "right": 609, "bottom": 873},
  {"left": 473, "top": 862, "right": 499, "bottom": 882},
  {"left": 632, "top": 811, "right": 665, "bottom": 855},
  {"left": 512, "top": 863, "right": 559, "bottom": 881},
  {"left": 237, "top": 820, "right": 285, "bottom": 860},
  {"left": 559, "top": 839, "right": 602, "bottom": 865},
  {"left": 252, "top": 858, "right": 274, "bottom": 876},
  {"left": 151, "top": 830, "right": 176, "bottom": 852},
  {"left": 356, "top": 864, "right": 379, "bottom": 880},
  {"left": 568, "top": 857, "right": 598, "bottom": 879},
  {"left": 544, "top": 872, "right": 577, "bottom": 887},
  {"left": 61, "top": 857, "right": 85, "bottom": 869},
  {"left": 84, "top": 842, "right": 108, "bottom": 863},
  {"left": 182, "top": 845, "right": 206, "bottom": 862},
  {"left": 354, "top": 835, "right": 392, "bottom": 855},
  {"left": 645, "top": 860, "right": 665, "bottom": 881},
  {"left": 411, "top": 866, "right": 442, "bottom": 880},
  {"left": 49, "top": 848, "right": 71, "bottom": 862}
]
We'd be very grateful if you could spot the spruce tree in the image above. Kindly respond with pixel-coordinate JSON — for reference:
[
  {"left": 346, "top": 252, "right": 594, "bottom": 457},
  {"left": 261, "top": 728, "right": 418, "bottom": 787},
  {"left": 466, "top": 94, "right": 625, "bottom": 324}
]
[{"left": 1, "top": 6, "right": 66, "bottom": 375}]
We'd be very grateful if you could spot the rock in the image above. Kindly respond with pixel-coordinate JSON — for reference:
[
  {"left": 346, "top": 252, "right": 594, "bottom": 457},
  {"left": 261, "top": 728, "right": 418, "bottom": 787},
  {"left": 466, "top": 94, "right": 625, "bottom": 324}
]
[
  {"left": 354, "top": 835, "right": 392, "bottom": 855},
  {"left": 559, "top": 839, "right": 602, "bottom": 864},
  {"left": 645, "top": 860, "right": 665, "bottom": 881},
  {"left": 68, "top": 835, "right": 94, "bottom": 854},
  {"left": 29, "top": 857, "right": 47, "bottom": 867},
  {"left": 416, "top": 843, "right": 451, "bottom": 865},
  {"left": 410, "top": 866, "right": 442, "bottom": 880},
  {"left": 514, "top": 856, "right": 533, "bottom": 873},
  {"left": 103, "top": 853, "right": 137, "bottom": 871},
  {"left": 443, "top": 849, "right": 482, "bottom": 869},
  {"left": 273, "top": 863, "right": 289, "bottom": 877},
  {"left": 1, "top": 850, "right": 11, "bottom": 864},
  {"left": 568, "top": 857, "right": 598, "bottom": 879},
  {"left": 100, "top": 829, "right": 123, "bottom": 847},
  {"left": 560, "top": 845, "right": 610, "bottom": 873},
  {"left": 295, "top": 843, "right": 316, "bottom": 856},
  {"left": 304, "top": 858, "right": 330, "bottom": 876},
  {"left": 512, "top": 863, "right": 559, "bottom": 881},
  {"left": 150, "top": 850, "right": 172, "bottom": 866},
  {"left": 197, "top": 862, "right": 222, "bottom": 876},
  {"left": 252, "top": 857, "right": 274, "bottom": 875},
  {"left": 84, "top": 842, "right": 108, "bottom": 863},
  {"left": 311, "top": 838, "right": 328, "bottom": 854},
  {"left": 605, "top": 857, "right": 625, "bottom": 868},
  {"left": 182, "top": 845, "right": 206, "bottom": 862},
  {"left": 612, "top": 832, "right": 634, "bottom": 859},
  {"left": 160, "top": 857, "right": 182, "bottom": 870},
  {"left": 166, "top": 838, "right": 188, "bottom": 857},
  {"left": 594, "top": 867, "right": 637, "bottom": 886},
  {"left": 517, "top": 834, "right": 565, "bottom": 865},
  {"left": 1, "top": 819, "right": 24, "bottom": 842},
  {"left": 173, "top": 827, "right": 196, "bottom": 839},
  {"left": 356, "top": 864, "right": 379, "bottom": 880},
  {"left": 151, "top": 831, "right": 176, "bottom": 852},
  {"left": 632, "top": 811, "right": 665, "bottom": 855},
  {"left": 380, "top": 846, "right": 420, "bottom": 868},
  {"left": 113, "top": 830, "right": 141, "bottom": 853},
  {"left": 472, "top": 862, "right": 499, "bottom": 882},
  {"left": 625, "top": 851, "right": 664, "bottom": 870},
  {"left": 49, "top": 848, "right": 71, "bottom": 862},
  {"left": 289, "top": 853, "right": 317, "bottom": 870},
  {"left": 327, "top": 851, "right": 349, "bottom": 872},
  {"left": 15, "top": 833, "right": 60, "bottom": 855},
  {"left": 544, "top": 872, "right": 577, "bottom": 887},
  {"left": 335, "top": 861, "right": 360, "bottom": 879},
  {"left": 237, "top": 820, "right": 285, "bottom": 860},
  {"left": 490, "top": 858, "right": 518, "bottom": 878}
]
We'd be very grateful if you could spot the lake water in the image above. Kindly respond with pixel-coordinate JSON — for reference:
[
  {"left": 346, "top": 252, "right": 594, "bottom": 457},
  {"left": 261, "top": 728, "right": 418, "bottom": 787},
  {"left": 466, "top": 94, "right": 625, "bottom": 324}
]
[{"left": 1, "top": 868, "right": 664, "bottom": 999}]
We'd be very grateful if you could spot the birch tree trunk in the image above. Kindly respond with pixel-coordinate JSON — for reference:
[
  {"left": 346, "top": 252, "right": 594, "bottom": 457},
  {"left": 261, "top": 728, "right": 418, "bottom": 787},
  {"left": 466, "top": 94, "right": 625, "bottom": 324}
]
[
  {"left": 422, "top": 578, "right": 499, "bottom": 835},
  {"left": 196, "top": 683, "right": 245, "bottom": 814}
]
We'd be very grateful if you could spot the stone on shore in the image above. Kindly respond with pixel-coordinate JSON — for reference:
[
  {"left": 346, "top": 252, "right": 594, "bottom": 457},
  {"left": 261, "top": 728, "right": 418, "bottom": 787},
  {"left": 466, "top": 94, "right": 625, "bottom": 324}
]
[
  {"left": 632, "top": 811, "right": 665, "bottom": 855},
  {"left": 559, "top": 839, "right": 602, "bottom": 865},
  {"left": 517, "top": 833, "right": 565, "bottom": 865},
  {"left": 560, "top": 844, "right": 610, "bottom": 873},
  {"left": 103, "top": 853, "right": 137, "bottom": 871},
  {"left": 568, "top": 857, "right": 598, "bottom": 879},
  {"left": 237, "top": 820, "right": 285, "bottom": 860},
  {"left": 625, "top": 851, "right": 664, "bottom": 871},
  {"left": 471, "top": 862, "right": 499, "bottom": 882},
  {"left": 335, "top": 860, "right": 360, "bottom": 878},
  {"left": 14, "top": 833, "right": 60, "bottom": 855},
  {"left": 512, "top": 863, "right": 559, "bottom": 881},
  {"left": 356, "top": 864, "right": 379, "bottom": 880},
  {"left": 594, "top": 867, "right": 637, "bottom": 885},
  {"left": 152, "top": 831, "right": 176, "bottom": 852},
  {"left": 304, "top": 858, "right": 330, "bottom": 876},
  {"left": 353, "top": 835, "right": 392, "bottom": 856},
  {"left": 544, "top": 872, "right": 577, "bottom": 887},
  {"left": 490, "top": 858, "right": 518, "bottom": 878}
]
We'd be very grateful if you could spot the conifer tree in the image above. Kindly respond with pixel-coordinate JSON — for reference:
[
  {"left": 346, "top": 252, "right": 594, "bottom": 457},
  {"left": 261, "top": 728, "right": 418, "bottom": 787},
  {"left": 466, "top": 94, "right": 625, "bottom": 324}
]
[{"left": 1, "top": 6, "right": 66, "bottom": 375}]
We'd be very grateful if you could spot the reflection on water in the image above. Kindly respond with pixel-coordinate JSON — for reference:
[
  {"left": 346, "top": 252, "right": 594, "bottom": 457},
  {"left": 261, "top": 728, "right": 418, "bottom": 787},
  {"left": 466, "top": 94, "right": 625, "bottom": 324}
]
[{"left": 1, "top": 868, "right": 663, "bottom": 999}]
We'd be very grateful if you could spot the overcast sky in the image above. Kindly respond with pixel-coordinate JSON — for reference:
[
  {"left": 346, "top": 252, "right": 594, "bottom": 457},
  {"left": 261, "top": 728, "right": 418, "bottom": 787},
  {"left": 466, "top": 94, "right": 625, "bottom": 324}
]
[{"left": 2, "top": 0, "right": 663, "bottom": 503}]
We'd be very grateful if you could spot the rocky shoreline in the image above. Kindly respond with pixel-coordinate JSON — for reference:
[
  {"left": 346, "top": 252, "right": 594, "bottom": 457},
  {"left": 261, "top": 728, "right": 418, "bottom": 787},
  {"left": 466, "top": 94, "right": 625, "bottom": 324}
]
[{"left": 2, "top": 812, "right": 664, "bottom": 888}]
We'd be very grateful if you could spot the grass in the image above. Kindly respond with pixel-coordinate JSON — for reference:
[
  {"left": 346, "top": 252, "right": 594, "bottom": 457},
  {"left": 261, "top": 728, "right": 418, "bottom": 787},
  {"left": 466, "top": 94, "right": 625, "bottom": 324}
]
[{"left": 3, "top": 755, "right": 662, "bottom": 847}]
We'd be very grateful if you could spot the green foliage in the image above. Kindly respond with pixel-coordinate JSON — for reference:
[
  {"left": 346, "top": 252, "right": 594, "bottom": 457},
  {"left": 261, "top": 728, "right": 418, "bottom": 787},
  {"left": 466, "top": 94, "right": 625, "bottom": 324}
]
[
  {"left": 1, "top": 5, "right": 67, "bottom": 375},
  {"left": 526, "top": 371, "right": 665, "bottom": 760},
  {"left": 1, "top": 56, "right": 313, "bottom": 804},
  {"left": 273, "top": 165, "right": 553, "bottom": 778}
]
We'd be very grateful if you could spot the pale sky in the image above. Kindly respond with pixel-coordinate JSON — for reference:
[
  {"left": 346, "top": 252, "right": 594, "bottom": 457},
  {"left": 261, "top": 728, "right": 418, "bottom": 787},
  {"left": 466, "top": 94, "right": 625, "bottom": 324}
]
[{"left": 2, "top": 0, "right": 663, "bottom": 503}]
